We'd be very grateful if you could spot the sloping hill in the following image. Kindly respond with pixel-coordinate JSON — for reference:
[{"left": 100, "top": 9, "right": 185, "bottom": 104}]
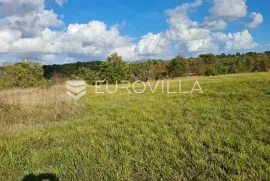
[{"left": 0, "top": 72, "right": 270, "bottom": 180}]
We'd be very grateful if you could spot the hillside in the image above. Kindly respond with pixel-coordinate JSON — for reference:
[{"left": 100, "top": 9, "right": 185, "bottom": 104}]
[{"left": 0, "top": 72, "right": 270, "bottom": 180}]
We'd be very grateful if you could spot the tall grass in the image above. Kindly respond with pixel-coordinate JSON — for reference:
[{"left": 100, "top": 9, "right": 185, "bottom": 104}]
[
  {"left": 0, "top": 72, "right": 269, "bottom": 180},
  {"left": 0, "top": 86, "right": 84, "bottom": 135}
]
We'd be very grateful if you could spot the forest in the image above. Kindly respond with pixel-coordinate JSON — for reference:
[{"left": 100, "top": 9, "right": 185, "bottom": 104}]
[{"left": 1, "top": 51, "right": 270, "bottom": 89}]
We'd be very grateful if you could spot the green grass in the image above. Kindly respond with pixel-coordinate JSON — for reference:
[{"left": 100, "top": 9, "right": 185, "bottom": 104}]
[{"left": 1, "top": 72, "right": 270, "bottom": 180}]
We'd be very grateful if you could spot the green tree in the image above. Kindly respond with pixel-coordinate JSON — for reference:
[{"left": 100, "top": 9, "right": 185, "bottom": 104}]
[
  {"left": 152, "top": 60, "right": 168, "bottom": 80},
  {"left": 73, "top": 67, "right": 99, "bottom": 85},
  {"left": 166, "top": 56, "right": 188, "bottom": 78},
  {"left": 205, "top": 66, "right": 219, "bottom": 76},
  {"left": 130, "top": 61, "right": 155, "bottom": 81},
  {"left": 0, "top": 60, "right": 45, "bottom": 89},
  {"left": 189, "top": 58, "right": 205, "bottom": 76},
  {"left": 243, "top": 56, "right": 253, "bottom": 72},
  {"left": 130, "top": 60, "right": 167, "bottom": 81},
  {"left": 100, "top": 53, "right": 131, "bottom": 83},
  {"left": 200, "top": 54, "right": 226, "bottom": 76},
  {"left": 200, "top": 54, "right": 218, "bottom": 65}
]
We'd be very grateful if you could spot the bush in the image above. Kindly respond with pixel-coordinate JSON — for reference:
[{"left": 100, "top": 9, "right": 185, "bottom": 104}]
[
  {"left": 166, "top": 56, "right": 188, "bottom": 78},
  {"left": 100, "top": 53, "right": 131, "bottom": 83},
  {"left": 0, "top": 60, "right": 46, "bottom": 89},
  {"left": 205, "top": 66, "right": 219, "bottom": 76},
  {"left": 71, "top": 67, "right": 100, "bottom": 85}
]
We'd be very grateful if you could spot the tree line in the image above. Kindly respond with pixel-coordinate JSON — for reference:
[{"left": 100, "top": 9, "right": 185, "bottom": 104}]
[{"left": 1, "top": 51, "right": 270, "bottom": 89}]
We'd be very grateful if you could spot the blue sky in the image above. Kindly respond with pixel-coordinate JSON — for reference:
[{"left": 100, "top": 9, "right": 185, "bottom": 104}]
[
  {"left": 53, "top": 0, "right": 268, "bottom": 40},
  {"left": 0, "top": 0, "right": 269, "bottom": 64}
]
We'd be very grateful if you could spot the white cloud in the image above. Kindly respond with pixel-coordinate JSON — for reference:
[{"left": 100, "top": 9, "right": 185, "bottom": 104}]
[
  {"left": 201, "top": 19, "right": 227, "bottom": 30},
  {"left": 191, "top": 0, "right": 203, "bottom": 7},
  {"left": 165, "top": 0, "right": 221, "bottom": 54},
  {"left": 186, "top": 37, "right": 219, "bottom": 53},
  {"left": 9, "top": 24, "right": 128, "bottom": 56},
  {"left": 165, "top": 0, "right": 210, "bottom": 42},
  {"left": 164, "top": 0, "right": 260, "bottom": 54},
  {"left": 165, "top": 0, "right": 202, "bottom": 25},
  {"left": 110, "top": 32, "right": 172, "bottom": 59},
  {"left": 39, "top": 54, "right": 57, "bottom": 62},
  {"left": 137, "top": 33, "right": 171, "bottom": 56},
  {"left": 111, "top": 45, "right": 138, "bottom": 60},
  {"left": 166, "top": 24, "right": 210, "bottom": 42},
  {"left": 247, "top": 12, "right": 263, "bottom": 29},
  {"left": 55, "top": 0, "right": 67, "bottom": 7},
  {"left": 0, "top": 21, "right": 171, "bottom": 61},
  {"left": 212, "top": 32, "right": 229, "bottom": 42},
  {"left": 0, "top": 0, "right": 142, "bottom": 61},
  {"left": 212, "top": 30, "right": 258, "bottom": 51},
  {"left": 65, "top": 21, "right": 131, "bottom": 49},
  {"left": 0, "top": 0, "right": 262, "bottom": 63},
  {"left": 0, "top": 9, "right": 64, "bottom": 37},
  {"left": 0, "top": 0, "right": 44, "bottom": 16},
  {"left": 225, "top": 30, "right": 258, "bottom": 51},
  {"left": 0, "top": 29, "right": 22, "bottom": 53},
  {"left": 0, "top": 0, "right": 173, "bottom": 62},
  {"left": 211, "top": 0, "right": 247, "bottom": 20}
]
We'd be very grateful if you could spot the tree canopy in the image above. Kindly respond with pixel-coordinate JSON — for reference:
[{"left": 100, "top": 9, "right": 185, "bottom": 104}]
[{"left": 1, "top": 51, "right": 270, "bottom": 89}]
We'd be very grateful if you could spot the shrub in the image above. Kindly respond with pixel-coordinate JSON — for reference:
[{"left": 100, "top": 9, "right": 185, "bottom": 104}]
[
  {"left": 72, "top": 67, "right": 100, "bottom": 85},
  {"left": 100, "top": 53, "right": 131, "bottom": 83},
  {"left": 166, "top": 56, "right": 188, "bottom": 78},
  {"left": 205, "top": 66, "right": 219, "bottom": 76},
  {"left": 0, "top": 60, "right": 46, "bottom": 89}
]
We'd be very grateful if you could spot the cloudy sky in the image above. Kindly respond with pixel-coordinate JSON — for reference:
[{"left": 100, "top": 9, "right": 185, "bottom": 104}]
[{"left": 0, "top": 0, "right": 269, "bottom": 64}]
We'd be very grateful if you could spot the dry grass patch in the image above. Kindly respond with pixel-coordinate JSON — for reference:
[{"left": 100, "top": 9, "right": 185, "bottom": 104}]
[
  {"left": 0, "top": 86, "right": 85, "bottom": 134},
  {"left": 0, "top": 86, "right": 68, "bottom": 106}
]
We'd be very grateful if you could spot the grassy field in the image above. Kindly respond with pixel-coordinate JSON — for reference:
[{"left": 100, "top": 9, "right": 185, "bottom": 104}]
[{"left": 0, "top": 72, "right": 270, "bottom": 180}]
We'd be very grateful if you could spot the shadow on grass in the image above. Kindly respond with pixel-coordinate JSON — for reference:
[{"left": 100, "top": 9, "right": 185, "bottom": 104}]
[{"left": 22, "top": 173, "right": 59, "bottom": 181}]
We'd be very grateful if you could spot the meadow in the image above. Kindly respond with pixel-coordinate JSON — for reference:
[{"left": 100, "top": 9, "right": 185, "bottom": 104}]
[{"left": 0, "top": 72, "right": 270, "bottom": 180}]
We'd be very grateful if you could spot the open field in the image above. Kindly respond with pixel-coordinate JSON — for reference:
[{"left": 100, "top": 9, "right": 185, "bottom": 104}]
[{"left": 0, "top": 72, "right": 270, "bottom": 180}]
